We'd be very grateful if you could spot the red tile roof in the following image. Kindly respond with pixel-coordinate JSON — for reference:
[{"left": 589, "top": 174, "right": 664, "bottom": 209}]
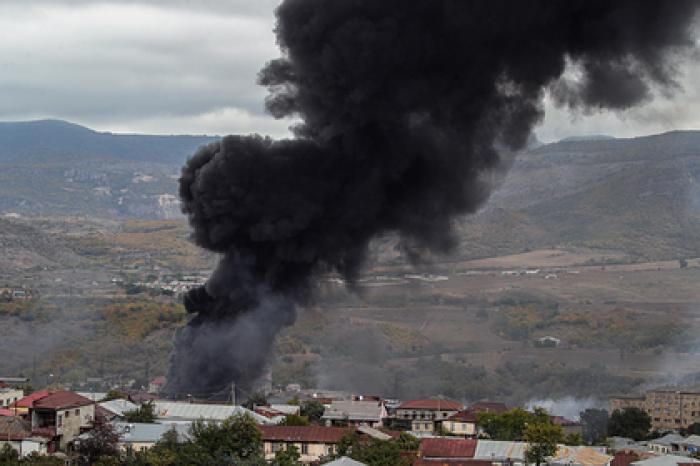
[
  {"left": 399, "top": 400, "right": 464, "bottom": 411},
  {"left": 32, "top": 391, "right": 94, "bottom": 410},
  {"left": 14, "top": 390, "right": 52, "bottom": 408},
  {"left": 259, "top": 426, "right": 352, "bottom": 443},
  {"left": 0, "top": 408, "right": 15, "bottom": 417},
  {"left": 150, "top": 376, "right": 167, "bottom": 385},
  {"left": 419, "top": 438, "right": 477, "bottom": 459},
  {"left": 466, "top": 402, "right": 509, "bottom": 414},
  {"left": 446, "top": 410, "right": 477, "bottom": 422}
]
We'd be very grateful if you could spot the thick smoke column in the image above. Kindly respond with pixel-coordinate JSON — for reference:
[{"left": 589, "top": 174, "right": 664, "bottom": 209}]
[{"left": 168, "top": 0, "right": 699, "bottom": 396}]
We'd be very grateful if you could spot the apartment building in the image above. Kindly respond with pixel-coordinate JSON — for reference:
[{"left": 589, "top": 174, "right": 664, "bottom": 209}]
[{"left": 610, "top": 390, "right": 700, "bottom": 430}]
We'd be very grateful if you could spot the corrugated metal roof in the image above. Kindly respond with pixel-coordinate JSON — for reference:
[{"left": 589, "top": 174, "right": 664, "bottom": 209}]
[
  {"left": 113, "top": 422, "right": 191, "bottom": 444},
  {"left": 323, "top": 400, "right": 383, "bottom": 421},
  {"left": 153, "top": 401, "right": 272, "bottom": 424},
  {"left": 260, "top": 425, "right": 351, "bottom": 443},
  {"left": 100, "top": 399, "right": 138, "bottom": 417},
  {"left": 399, "top": 399, "right": 463, "bottom": 411},
  {"left": 632, "top": 456, "right": 700, "bottom": 466},
  {"left": 420, "top": 438, "right": 477, "bottom": 459},
  {"left": 322, "top": 456, "right": 367, "bottom": 466},
  {"left": 474, "top": 440, "right": 527, "bottom": 460},
  {"left": 553, "top": 445, "right": 612, "bottom": 466}
]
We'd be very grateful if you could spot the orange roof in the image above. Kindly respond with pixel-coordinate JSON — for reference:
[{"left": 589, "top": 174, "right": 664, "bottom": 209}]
[
  {"left": 419, "top": 438, "right": 477, "bottom": 459},
  {"left": 399, "top": 399, "right": 463, "bottom": 411},
  {"left": 259, "top": 426, "right": 351, "bottom": 443},
  {"left": 33, "top": 391, "right": 94, "bottom": 410},
  {"left": 14, "top": 390, "right": 52, "bottom": 408}
]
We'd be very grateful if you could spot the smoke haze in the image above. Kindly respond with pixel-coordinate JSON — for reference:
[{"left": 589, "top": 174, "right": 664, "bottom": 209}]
[{"left": 168, "top": 0, "right": 700, "bottom": 396}]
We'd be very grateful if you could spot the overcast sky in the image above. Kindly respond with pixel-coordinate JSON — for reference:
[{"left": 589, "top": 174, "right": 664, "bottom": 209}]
[{"left": 1, "top": 0, "right": 698, "bottom": 142}]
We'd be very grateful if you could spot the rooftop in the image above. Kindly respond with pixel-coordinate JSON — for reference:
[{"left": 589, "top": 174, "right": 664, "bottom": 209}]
[
  {"left": 323, "top": 400, "right": 384, "bottom": 421},
  {"left": 113, "top": 422, "right": 191, "bottom": 444},
  {"left": 33, "top": 391, "right": 94, "bottom": 410},
  {"left": 446, "top": 410, "right": 478, "bottom": 422},
  {"left": 153, "top": 401, "right": 272, "bottom": 424},
  {"left": 14, "top": 390, "right": 52, "bottom": 408},
  {"left": 0, "top": 417, "right": 32, "bottom": 440},
  {"left": 259, "top": 425, "right": 351, "bottom": 443},
  {"left": 419, "top": 438, "right": 477, "bottom": 459},
  {"left": 398, "top": 399, "right": 463, "bottom": 411},
  {"left": 467, "top": 402, "right": 509, "bottom": 414}
]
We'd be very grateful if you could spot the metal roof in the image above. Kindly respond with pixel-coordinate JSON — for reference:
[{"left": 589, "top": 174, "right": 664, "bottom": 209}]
[
  {"left": 632, "top": 456, "right": 700, "bottom": 466},
  {"left": 113, "top": 422, "right": 191, "bottom": 444},
  {"left": 322, "top": 400, "right": 384, "bottom": 421},
  {"left": 474, "top": 440, "right": 527, "bottom": 460},
  {"left": 322, "top": 457, "right": 367, "bottom": 466},
  {"left": 153, "top": 401, "right": 272, "bottom": 424},
  {"left": 99, "top": 399, "right": 138, "bottom": 417}
]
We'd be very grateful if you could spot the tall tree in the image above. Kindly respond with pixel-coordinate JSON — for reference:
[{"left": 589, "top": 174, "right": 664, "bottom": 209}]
[
  {"left": 524, "top": 422, "right": 564, "bottom": 466},
  {"left": 580, "top": 408, "right": 609, "bottom": 444},
  {"left": 608, "top": 408, "right": 651, "bottom": 441},
  {"left": 75, "top": 418, "right": 120, "bottom": 465}
]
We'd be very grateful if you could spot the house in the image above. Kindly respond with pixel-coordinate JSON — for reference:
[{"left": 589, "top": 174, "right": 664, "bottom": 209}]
[
  {"left": 148, "top": 376, "right": 167, "bottom": 394},
  {"left": 441, "top": 410, "right": 478, "bottom": 437},
  {"left": 153, "top": 401, "right": 272, "bottom": 424},
  {"left": 631, "top": 456, "right": 700, "bottom": 466},
  {"left": 535, "top": 336, "right": 561, "bottom": 348},
  {"left": 418, "top": 438, "right": 477, "bottom": 462},
  {"left": 112, "top": 422, "right": 190, "bottom": 455},
  {"left": 474, "top": 440, "right": 527, "bottom": 463},
  {"left": 647, "top": 433, "right": 687, "bottom": 454},
  {"left": 611, "top": 451, "right": 640, "bottom": 466},
  {"left": 29, "top": 390, "right": 96, "bottom": 450},
  {"left": 322, "top": 400, "right": 387, "bottom": 427},
  {"left": 0, "top": 416, "right": 51, "bottom": 457},
  {"left": 396, "top": 399, "right": 464, "bottom": 433},
  {"left": 259, "top": 425, "right": 351, "bottom": 464},
  {"left": 0, "top": 387, "right": 23, "bottom": 409},
  {"left": 610, "top": 389, "right": 700, "bottom": 431}
]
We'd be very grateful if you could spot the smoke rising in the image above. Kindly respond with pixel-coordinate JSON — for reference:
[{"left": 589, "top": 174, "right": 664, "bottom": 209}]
[{"left": 168, "top": 0, "right": 699, "bottom": 396}]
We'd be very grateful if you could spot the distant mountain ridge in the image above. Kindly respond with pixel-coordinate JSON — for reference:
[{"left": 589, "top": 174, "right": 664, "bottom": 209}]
[{"left": 1, "top": 119, "right": 699, "bottom": 260}]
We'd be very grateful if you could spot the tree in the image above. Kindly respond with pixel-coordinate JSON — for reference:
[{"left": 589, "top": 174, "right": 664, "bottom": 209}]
[
  {"left": 580, "top": 408, "right": 609, "bottom": 444},
  {"left": 300, "top": 400, "right": 325, "bottom": 423},
  {"left": 101, "top": 389, "right": 127, "bottom": 402},
  {"left": 0, "top": 444, "right": 19, "bottom": 466},
  {"left": 564, "top": 433, "right": 583, "bottom": 445},
  {"left": 683, "top": 422, "right": 700, "bottom": 435},
  {"left": 188, "top": 413, "right": 263, "bottom": 463},
  {"left": 396, "top": 432, "right": 420, "bottom": 451},
  {"left": 350, "top": 439, "right": 411, "bottom": 466},
  {"left": 608, "top": 408, "right": 651, "bottom": 441},
  {"left": 524, "top": 422, "right": 564, "bottom": 466},
  {"left": 477, "top": 408, "right": 537, "bottom": 441},
  {"left": 76, "top": 417, "right": 120, "bottom": 465},
  {"left": 272, "top": 445, "right": 302, "bottom": 466},
  {"left": 279, "top": 414, "right": 310, "bottom": 426},
  {"left": 124, "top": 401, "right": 156, "bottom": 423}
]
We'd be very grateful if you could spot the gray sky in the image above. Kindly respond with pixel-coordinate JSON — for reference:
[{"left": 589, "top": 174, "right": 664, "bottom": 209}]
[{"left": 1, "top": 0, "right": 698, "bottom": 141}]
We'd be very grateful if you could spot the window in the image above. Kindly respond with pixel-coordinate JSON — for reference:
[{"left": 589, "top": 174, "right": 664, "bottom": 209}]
[
  {"left": 326, "top": 445, "right": 336, "bottom": 455},
  {"left": 65, "top": 411, "right": 70, "bottom": 418},
  {"left": 272, "top": 442, "right": 284, "bottom": 453},
  {"left": 75, "top": 409, "right": 80, "bottom": 416},
  {"left": 301, "top": 443, "right": 309, "bottom": 455},
  {"left": 57, "top": 415, "right": 63, "bottom": 427}
]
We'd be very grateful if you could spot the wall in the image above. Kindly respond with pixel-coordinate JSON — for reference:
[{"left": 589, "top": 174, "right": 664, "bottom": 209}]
[{"left": 57, "top": 404, "right": 95, "bottom": 449}]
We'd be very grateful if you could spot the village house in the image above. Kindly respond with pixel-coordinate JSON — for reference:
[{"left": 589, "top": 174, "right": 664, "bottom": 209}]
[
  {"left": 0, "top": 417, "right": 51, "bottom": 457},
  {"left": 0, "top": 386, "right": 23, "bottom": 409},
  {"left": 467, "top": 402, "right": 509, "bottom": 415},
  {"left": 111, "top": 422, "right": 190, "bottom": 455},
  {"left": 396, "top": 399, "right": 464, "bottom": 433},
  {"left": 148, "top": 376, "right": 166, "bottom": 394},
  {"left": 550, "top": 415, "right": 584, "bottom": 437},
  {"left": 259, "top": 425, "right": 351, "bottom": 464},
  {"left": 441, "top": 410, "right": 478, "bottom": 437},
  {"left": 29, "top": 390, "right": 95, "bottom": 450},
  {"left": 153, "top": 401, "right": 273, "bottom": 424},
  {"left": 322, "top": 400, "right": 387, "bottom": 428},
  {"left": 417, "top": 437, "right": 478, "bottom": 463}
]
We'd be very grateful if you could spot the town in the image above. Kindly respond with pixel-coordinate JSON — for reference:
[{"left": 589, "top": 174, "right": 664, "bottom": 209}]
[{"left": 1, "top": 375, "right": 700, "bottom": 466}]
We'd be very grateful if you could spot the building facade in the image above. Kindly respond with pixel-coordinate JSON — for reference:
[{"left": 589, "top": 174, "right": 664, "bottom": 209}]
[{"left": 610, "top": 390, "right": 700, "bottom": 431}]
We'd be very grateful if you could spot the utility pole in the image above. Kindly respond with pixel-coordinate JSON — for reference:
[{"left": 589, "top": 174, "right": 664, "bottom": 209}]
[{"left": 230, "top": 382, "right": 236, "bottom": 406}]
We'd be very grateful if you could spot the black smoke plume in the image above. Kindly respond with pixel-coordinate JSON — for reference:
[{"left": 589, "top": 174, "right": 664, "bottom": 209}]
[{"left": 168, "top": 0, "right": 699, "bottom": 396}]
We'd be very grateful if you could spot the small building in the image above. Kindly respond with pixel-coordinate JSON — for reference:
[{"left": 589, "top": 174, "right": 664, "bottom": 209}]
[
  {"left": 322, "top": 400, "right": 387, "bottom": 428},
  {"left": 148, "top": 376, "right": 167, "bottom": 394},
  {"left": 153, "top": 401, "right": 272, "bottom": 424},
  {"left": 112, "top": 422, "right": 190, "bottom": 456},
  {"left": 396, "top": 399, "right": 464, "bottom": 433},
  {"left": 418, "top": 438, "right": 477, "bottom": 463},
  {"left": 0, "top": 416, "right": 51, "bottom": 457},
  {"left": 260, "top": 425, "right": 351, "bottom": 464},
  {"left": 98, "top": 399, "right": 139, "bottom": 421},
  {"left": 535, "top": 336, "right": 561, "bottom": 348},
  {"left": 441, "top": 410, "right": 478, "bottom": 437},
  {"left": 631, "top": 456, "right": 700, "bottom": 466},
  {"left": 29, "top": 390, "right": 96, "bottom": 450},
  {"left": 0, "top": 387, "right": 23, "bottom": 409},
  {"left": 647, "top": 433, "right": 686, "bottom": 454},
  {"left": 550, "top": 416, "right": 583, "bottom": 437}
]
